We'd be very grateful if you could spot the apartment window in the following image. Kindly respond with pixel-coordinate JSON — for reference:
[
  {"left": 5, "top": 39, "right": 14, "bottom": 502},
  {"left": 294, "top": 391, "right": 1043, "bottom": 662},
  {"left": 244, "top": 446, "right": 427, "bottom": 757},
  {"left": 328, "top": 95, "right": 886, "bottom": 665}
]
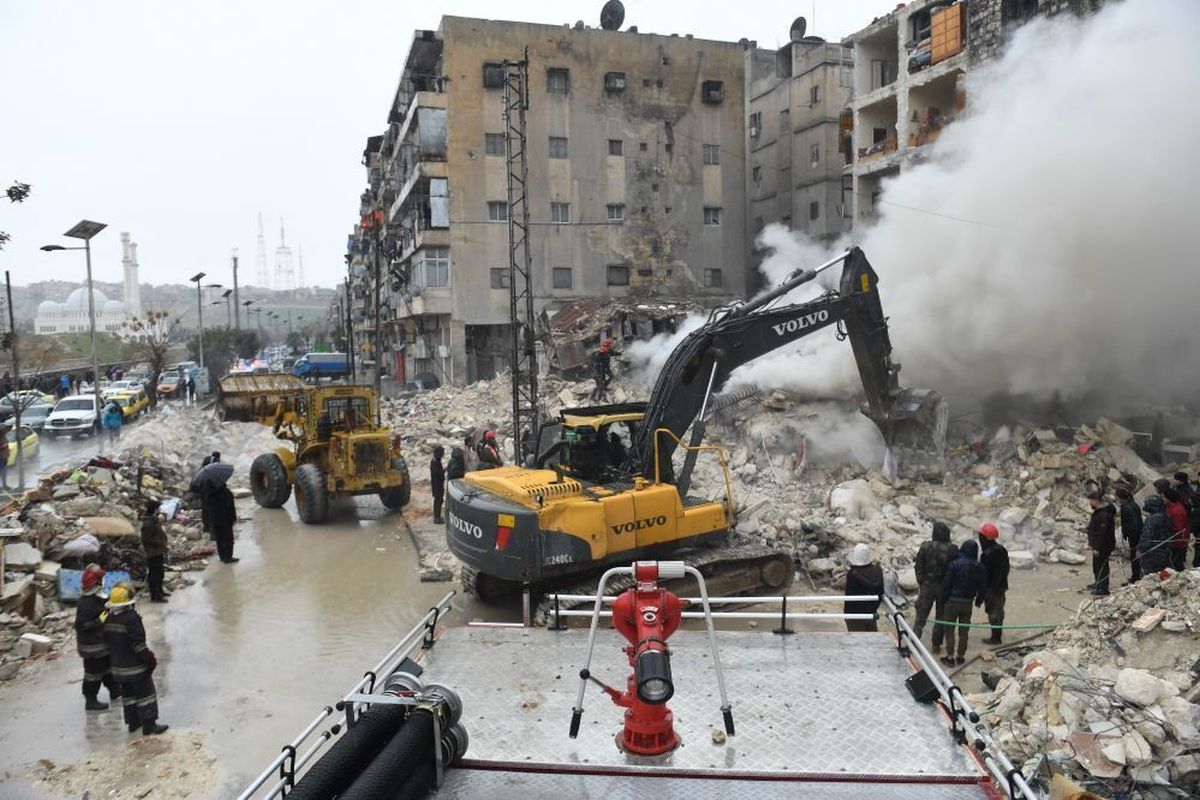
[
  {"left": 643, "top": 78, "right": 652, "bottom": 88},
  {"left": 490, "top": 268, "right": 510, "bottom": 289},
  {"left": 552, "top": 267, "right": 573, "bottom": 289},
  {"left": 550, "top": 202, "right": 571, "bottom": 223},
  {"left": 703, "top": 144, "right": 720, "bottom": 165},
  {"left": 482, "top": 62, "right": 505, "bottom": 89},
  {"left": 664, "top": 206, "right": 672, "bottom": 215},
  {"left": 839, "top": 64, "right": 853, "bottom": 88},
  {"left": 412, "top": 247, "right": 450, "bottom": 290},
  {"left": 703, "top": 207, "right": 722, "bottom": 226},
  {"left": 752, "top": 165, "right": 762, "bottom": 184},
  {"left": 639, "top": 142, "right": 648, "bottom": 152},
  {"left": 607, "top": 264, "right": 630, "bottom": 286},
  {"left": 607, "top": 138, "right": 624, "bottom": 156},
  {"left": 651, "top": 183, "right": 659, "bottom": 192},
  {"left": 485, "top": 133, "right": 505, "bottom": 156},
  {"left": 704, "top": 268, "right": 723, "bottom": 288},
  {"left": 809, "top": 85, "right": 820, "bottom": 104},
  {"left": 749, "top": 111, "right": 762, "bottom": 138},
  {"left": 662, "top": 55, "right": 671, "bottom": 66},
  {"left": 487, "top": 201, "right": 508, "bottom": 222},
  {"left": 754, "top": 216, "right": 764, "bottom": 231},
  {"left": 547, "top": 68, "right": 570, "bottom": 93},
  {"left": 810, "top": 143, "right": 820, "bottom": 167},
  {"left": 604, "top": 71, "right": 626, "bottom": 92},
  {"left": 549, "top": 136, "right": 569, "bottom": 158},
  {"left": 664, "top": 142, "right": 672, "bottom": 154},
  {"left": 655, "top": 79, "right": 664, "bottom": 89},
  {"left": 606, "top": 204, "right": 625, "bottom": 223},
  {"left": 701, "top": 80, "right": 724, "bottom": 104},
  {"left": 810, "top": 201, "right": 820, "bottom": 221}
]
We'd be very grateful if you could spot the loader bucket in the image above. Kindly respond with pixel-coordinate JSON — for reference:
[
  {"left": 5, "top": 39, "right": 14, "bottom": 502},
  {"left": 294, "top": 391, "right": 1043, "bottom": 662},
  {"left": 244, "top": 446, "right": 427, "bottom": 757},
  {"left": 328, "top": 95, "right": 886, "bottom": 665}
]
[{"left": 877, "top": 388, "right": 949, "bottom": 456}]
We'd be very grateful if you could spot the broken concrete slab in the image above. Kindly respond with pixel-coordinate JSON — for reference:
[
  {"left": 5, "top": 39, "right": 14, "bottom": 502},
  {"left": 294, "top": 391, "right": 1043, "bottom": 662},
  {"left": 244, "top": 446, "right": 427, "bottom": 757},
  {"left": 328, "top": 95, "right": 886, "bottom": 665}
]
[
  {"left": 1130, "top": 607, "right": 1167, "bottom": 633},
  {"left": 1115, "top": 668, "right": 1167, "bottom": 707},
  {"left": 81, "top": 516, "right": 136, "bottom": 537},
  {"left": 1008, "top": 550, "right": 1036, "bottom": 570},
  {"left": 3, "top": 542, "right": 43, "bottom": 570},
  {"left": 17, "top": 632, "right": 52, "bottom": 658}
]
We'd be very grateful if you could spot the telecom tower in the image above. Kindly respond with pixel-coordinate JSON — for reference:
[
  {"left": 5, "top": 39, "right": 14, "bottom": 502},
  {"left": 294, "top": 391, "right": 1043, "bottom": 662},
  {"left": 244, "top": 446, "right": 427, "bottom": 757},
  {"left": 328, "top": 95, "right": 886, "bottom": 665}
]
[
  {"left": 256, "top": 212, "right": 270, "bottom": 289},
  {"left": 297, "top": 245, "right": 305, "bottom": 290},
  {"left": 275, "top": 219, "right": 295, "bottom": 291}
]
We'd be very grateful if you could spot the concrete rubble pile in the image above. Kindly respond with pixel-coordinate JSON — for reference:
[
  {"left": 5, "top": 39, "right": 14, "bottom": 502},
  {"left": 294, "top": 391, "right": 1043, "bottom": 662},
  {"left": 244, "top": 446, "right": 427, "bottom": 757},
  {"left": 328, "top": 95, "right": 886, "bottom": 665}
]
[{"left": 968, "top": 569, "right": 1200, "bottom": 794}]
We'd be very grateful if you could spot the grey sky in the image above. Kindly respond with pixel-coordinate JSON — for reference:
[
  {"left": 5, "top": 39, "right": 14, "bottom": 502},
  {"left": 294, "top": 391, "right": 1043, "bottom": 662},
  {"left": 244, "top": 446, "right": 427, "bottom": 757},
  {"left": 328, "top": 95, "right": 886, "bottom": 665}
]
[{"left": 0, "top": 0, "right": 894, "bottom": 290}]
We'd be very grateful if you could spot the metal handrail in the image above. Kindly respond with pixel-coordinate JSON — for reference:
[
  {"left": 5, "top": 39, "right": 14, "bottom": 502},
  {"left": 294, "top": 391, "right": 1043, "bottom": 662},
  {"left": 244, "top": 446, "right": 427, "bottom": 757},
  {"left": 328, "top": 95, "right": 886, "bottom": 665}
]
[
  {"left": 237, "top": 590, "right": 455, "bottom": 800},
  {"left": 651, "top": 427, "right": 734, "bottom": 515},
  {"left": 882, "top": 596, "right": 1043, "bottom": 800}
]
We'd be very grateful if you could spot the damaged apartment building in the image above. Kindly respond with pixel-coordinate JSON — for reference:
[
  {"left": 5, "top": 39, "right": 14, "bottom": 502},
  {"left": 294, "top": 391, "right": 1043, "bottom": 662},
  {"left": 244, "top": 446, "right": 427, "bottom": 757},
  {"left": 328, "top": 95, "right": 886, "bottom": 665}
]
[
  {"left": 845, "top": 0, "right": 1106, "bottom": 221},
  {"left": 350, "top": 16, "right": 751, "bottom": 386}
]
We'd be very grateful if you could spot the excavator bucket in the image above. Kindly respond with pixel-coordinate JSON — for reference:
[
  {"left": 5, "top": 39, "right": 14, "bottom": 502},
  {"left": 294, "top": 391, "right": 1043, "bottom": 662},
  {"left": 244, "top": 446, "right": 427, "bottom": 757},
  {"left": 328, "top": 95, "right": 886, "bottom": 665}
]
[{"left": 877, "top": 388, "right": 949, "bottom": 465}]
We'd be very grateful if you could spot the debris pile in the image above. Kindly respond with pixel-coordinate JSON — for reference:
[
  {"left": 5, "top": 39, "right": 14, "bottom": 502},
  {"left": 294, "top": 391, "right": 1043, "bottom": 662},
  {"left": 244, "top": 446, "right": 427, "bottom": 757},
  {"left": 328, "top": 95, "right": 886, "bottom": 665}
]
[{"left": 968, "top": 569, "right": 1200, "bottom": 794}]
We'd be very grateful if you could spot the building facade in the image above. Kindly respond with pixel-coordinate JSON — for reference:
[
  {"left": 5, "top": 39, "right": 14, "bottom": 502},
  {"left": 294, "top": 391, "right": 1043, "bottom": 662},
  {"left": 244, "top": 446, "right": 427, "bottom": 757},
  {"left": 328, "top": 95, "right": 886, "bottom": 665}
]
[
  {"left": 744, "top": 23, "right": 854, "bottom": 265},
  {"left": 354, "top": 16, "right": 750, "bottom": 386}
]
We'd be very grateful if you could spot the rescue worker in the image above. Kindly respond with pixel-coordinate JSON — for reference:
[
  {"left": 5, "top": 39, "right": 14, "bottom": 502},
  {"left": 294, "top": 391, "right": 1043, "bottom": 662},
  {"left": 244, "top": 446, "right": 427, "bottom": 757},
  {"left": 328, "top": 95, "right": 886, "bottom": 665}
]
[
  {"left": 1160, "top": 486, "right": 1190, "bottom": 572},
  {"left": 912, "top": 521, "right": 958, "bottom": 652},
  {"left": 590, "top": 339, "right": 616, "bottom": 401},
  {"left": 75, "top": 564, "right": 120, "bottom": 711},
  {"left": 446, "top": 447, "right": 466, "bottom": 481},
  {"left": 103, "top": 400, "right": 123, "bottom": 443},
  {"left": 141, "top": 499, "right": 169, "bottom": 602},
  {"left": 477, "top": 430, "right": 503, "bottom": 469},
  {"left": 836, "top": 543, "right": 883, "bottom": 632},
  {"left": 1115, "top": 485, "right": 1143, "bottom": 583},
  {"left": 207, "top": 482, "right": 239, "bottom": 563},
  {"left": 462, "top": 434, "right": 480, "bottom": 472},
  {"left": 103, "top": 584, "right": 169, "bottom": 735},
  {"left": 1138, "top": 495, "right": 1173, "bottom": 574},
  {"left": 607, "top": 431, "right": 627, "bottom": 466},
  {"left": 1174, "top": 471, "right": 1200, "bottom": 568},
  {"left": 977, "top": 523, "right": 1010, "bottom": 645},
  {"left": 430, "top": 445, "right": 446, "bottom": 524},
  {"left": 940, "top": 540, "right": 987, "bottom": 666},
  {"left": 1085, "top": 490, "right": 1116, "bottom": 596}
]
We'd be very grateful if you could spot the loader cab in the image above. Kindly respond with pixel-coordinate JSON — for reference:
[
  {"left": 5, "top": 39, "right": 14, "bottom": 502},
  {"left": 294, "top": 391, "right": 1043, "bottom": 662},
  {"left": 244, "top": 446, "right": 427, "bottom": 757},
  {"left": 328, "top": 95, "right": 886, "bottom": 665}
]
[{"left": 536, "top": 402, "right": 645, "bottom": 484}]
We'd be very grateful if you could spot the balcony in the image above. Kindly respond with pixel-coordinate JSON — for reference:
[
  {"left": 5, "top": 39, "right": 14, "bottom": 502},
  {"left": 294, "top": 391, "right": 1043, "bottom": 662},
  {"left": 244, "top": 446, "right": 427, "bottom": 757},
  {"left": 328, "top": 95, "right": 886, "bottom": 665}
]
[{"left": 389, "top": 160, "right": 449, "bottom": 223}]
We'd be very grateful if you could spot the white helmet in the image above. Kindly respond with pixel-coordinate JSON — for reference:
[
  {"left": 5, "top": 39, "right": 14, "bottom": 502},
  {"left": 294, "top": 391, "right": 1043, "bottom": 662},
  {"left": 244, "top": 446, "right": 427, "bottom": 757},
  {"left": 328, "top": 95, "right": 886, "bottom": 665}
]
[{"left": 848, "top": 543, "right": 872, "bottom": 567}]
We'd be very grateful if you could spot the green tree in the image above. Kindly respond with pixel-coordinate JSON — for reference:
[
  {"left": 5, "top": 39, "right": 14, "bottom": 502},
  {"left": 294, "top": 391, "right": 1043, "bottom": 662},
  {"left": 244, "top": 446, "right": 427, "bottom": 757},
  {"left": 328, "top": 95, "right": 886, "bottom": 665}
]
[
  {"left": 1, "top": 181, "right": 32, "bottom": 252},
  {"left": 122, "top": 310, "right": 180, "bottom": 406},
  {"left": 187, "top": 328, "right": 260, "bottom": 379}
]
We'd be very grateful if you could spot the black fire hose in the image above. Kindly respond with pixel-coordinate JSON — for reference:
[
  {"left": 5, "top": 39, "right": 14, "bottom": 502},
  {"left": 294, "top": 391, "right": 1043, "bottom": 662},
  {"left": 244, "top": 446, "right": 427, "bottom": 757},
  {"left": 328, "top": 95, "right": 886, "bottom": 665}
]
[
  {"left": 286, "top": 671, "right": 423, "bottom": 800},
  {"left": 389, "top": 724, "right": 469, "bottom": 800},
  {"left": 339, "top": 686, "right": 462, "bottom": 800}
]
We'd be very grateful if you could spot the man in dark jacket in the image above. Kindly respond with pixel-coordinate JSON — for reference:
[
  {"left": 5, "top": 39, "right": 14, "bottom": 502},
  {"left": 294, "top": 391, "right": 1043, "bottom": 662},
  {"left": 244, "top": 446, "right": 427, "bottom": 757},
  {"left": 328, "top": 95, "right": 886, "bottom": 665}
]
[
  {"left": 477, "top": 430, "right": 503, "bottom": 469},
  {"left": 1115, "top": 486, "right": 1143, "bottom": 582},
  {"left": 940, "top": 540, "right": 987, "bottom": 665},
  {"left": 836, "top": 544, "right": 884, "bottom": 632},
  {"left": 206, "top": 485, "right": 239, "bottom": 563},
  {"left": 141, "top": 499, "right": 170, "bottom": 602},
  {"left": 75, "top": 564, "right": 120, "bottom": 711},
  {"left": 446, "top": 447, "right": 466, "bottom": 481},
  {"left": 912, "top": 521, "right": 958, "bottom": 652},
  {"left": 1174, "top": 472, "right": 1200, "bottom": 567},
  {"left": 103, "top": 584, "right": 168, "bottom": 735},
  {"left": 977, "top": 523, "right": 1010, "bottom": 645},
  {"left": 1086, "top": 490, "right": 1117, "bottom": 596},
  {"left": 430, "top": 445, "right": 446, "bottom": 524},
  {"left": 1139, "top": 495, "right": 1173, "bottom": 574}
]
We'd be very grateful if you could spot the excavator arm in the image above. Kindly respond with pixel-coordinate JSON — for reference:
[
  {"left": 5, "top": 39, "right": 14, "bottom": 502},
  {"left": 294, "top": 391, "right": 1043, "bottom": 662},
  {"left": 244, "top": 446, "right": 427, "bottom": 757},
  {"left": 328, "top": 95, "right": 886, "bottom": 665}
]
[{"left": 632, "top": 247, "right": 946, "bottom": 487}]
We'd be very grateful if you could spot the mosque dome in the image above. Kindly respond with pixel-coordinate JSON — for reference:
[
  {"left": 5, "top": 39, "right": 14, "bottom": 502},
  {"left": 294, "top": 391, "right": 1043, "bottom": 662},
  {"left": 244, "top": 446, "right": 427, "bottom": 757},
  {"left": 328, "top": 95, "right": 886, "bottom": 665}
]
[
  {"left": 37, "top": 299, "right": 61, "bottom": 314},
  {"left": 103, "top": 299, "right": 127, "bottom": 314},
  {"left": 63, "top": 287, "right": 110, "bottom": 312}
]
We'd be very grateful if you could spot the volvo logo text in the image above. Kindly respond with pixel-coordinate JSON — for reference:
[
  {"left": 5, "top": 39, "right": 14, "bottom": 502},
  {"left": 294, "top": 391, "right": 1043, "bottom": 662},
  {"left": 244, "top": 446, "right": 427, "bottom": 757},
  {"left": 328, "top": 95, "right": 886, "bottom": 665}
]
[
  {"left": 611, "top": 515, "right": 668, "bottom": 535},
  {"left": 772, "top": 309, "right": 829, "bottom": 336},
  {"left": 448, "top": 512, "right": 483, "bottom": 539}
]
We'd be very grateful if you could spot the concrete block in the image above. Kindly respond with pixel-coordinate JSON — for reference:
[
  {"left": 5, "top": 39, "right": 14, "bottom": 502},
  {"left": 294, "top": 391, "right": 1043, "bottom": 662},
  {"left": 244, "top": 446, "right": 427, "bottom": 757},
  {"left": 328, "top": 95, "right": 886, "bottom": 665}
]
[
  {"left": 3, "top": 542, "right": 42, "bottom": 570},
  {"left": 1130, "top": 607, "right": 1166, "bottom": 633},
  {"left": 17, "top": 632, "right": 52, "bottom": 658}
]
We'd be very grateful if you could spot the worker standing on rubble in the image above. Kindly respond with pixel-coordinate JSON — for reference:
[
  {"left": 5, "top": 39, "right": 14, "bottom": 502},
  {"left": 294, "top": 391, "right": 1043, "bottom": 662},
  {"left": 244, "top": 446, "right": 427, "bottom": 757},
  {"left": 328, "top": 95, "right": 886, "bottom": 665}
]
[
  {"left": 836, "top": 544, "right": 884, "bottom": 632},
  {"left": 1115, "top": 485, "right": 1143, "bottom": 583},
  {"left": 430, "top": 445, "right": 446, "bottom": 524},
  {"left": 103, "top": 583, "right": 169, "bottom": 735},
  {"left": 977, "top": 523, "right": 1010, "bottom": 645},
  {"left": 446, "top": 446, "right": 466, "bottom": 481},
  {"left": 478, "top": 430, "right": 503, "bottom": 469},
  {"left": 1159, "top": 485, "right": 1190, "bottom": 572},
  {"left": 140, "top": 499, "right": 169, "bottom": 603},
  {"left": 1085, "top": 490, "right": 1116, "bottom": 596},
  {"left": 590, "top": 339, "right": 617, "bottom": 402},
  {"left": 911, "top": 521, "right": 957, "bottom": 653},
  {"left": 940, "top": 540, "right": 986, "bottom": 666},
  {"left": 1139, "top": 495, "right": 1173, "bottom": 574},
  {"left": 462, "top": 434, "right": 479, "bottom": 473},
  {"left": 1172, "top": 472, "right": 1200, "bottom": 568},
  {"left": 75, "top": 564, "right": 120, "bottom": 711}
]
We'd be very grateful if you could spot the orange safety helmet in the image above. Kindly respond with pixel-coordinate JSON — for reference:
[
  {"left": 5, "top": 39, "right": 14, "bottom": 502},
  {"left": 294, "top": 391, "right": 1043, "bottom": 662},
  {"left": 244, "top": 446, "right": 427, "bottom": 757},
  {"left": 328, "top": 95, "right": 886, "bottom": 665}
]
[{"left": 979, "top": 523, "right": 1000, "bottom": 540}]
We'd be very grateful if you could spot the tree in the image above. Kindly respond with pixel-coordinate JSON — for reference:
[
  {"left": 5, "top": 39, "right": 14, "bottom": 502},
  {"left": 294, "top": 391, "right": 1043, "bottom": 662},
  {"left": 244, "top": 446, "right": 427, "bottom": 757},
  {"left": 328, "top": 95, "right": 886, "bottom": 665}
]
[
  {"left": 187, "top": 328, "right": 260, "bottom": 379},
  {"left": 1, "top": 181, "right": 31, "bottom": 251},
  {"left": 123, "top": 310, "right": 180, "bottom": 406},
  {"left": 286, "top": 331, "right": 305, "bottom": 353}
]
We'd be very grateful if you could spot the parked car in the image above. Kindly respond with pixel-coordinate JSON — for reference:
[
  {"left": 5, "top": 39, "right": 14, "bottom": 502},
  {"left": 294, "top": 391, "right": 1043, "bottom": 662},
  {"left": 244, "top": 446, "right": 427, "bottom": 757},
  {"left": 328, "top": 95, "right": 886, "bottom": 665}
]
[
  {"left": 20, "top": 403, "right": 54, "bottom": 431},
  {"left": 4, "top": 424, "right": 39, "bottom": 466},
  {"left": 110, "top": 388, "right": 149, "bottom": 419},
  {"left": 157, "top": 370, "right": 182, "bottom": 398},
  {"left": 102, "top": 379, "right": 140, "bottom": 400},
  {"left": 45, "top": 395, "right": 99, "bottom": 438},
  {"left": 0, "top": 391, "right": 55, "bottom": 420}
]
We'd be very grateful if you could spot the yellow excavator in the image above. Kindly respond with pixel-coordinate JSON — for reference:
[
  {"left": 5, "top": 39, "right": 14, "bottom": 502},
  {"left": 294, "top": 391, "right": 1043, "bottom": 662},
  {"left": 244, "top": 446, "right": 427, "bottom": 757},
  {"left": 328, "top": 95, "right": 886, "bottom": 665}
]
[{"left": 446, "top": 248, "right": 947, "bottom": 600}]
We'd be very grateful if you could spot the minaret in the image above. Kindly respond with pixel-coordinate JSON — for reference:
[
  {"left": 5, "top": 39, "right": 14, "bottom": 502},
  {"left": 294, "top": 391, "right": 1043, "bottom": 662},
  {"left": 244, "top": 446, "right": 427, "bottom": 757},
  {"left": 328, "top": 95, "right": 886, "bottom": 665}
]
[
  {"left": 121, "top": 232, "right": 142, "bottom": 317},
  {"left": 297, "top": 245, "right": 305, "bottom": 290}
]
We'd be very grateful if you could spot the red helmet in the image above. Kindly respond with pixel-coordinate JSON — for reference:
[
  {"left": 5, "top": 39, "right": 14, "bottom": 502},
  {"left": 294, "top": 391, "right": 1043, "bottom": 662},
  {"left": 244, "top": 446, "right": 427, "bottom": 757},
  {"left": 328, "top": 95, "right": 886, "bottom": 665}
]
[
  {"left": 979, "top": 523, "right": 999, "bottom": 540},
  {"left": 484, "top": 430, "right": 496, "bottom": 441},
  {"left": 599, "top": 339, "right": 613, "bottom": 353},
  {"left": 82, "top": 564, "right": 106, "bottom": 593}
]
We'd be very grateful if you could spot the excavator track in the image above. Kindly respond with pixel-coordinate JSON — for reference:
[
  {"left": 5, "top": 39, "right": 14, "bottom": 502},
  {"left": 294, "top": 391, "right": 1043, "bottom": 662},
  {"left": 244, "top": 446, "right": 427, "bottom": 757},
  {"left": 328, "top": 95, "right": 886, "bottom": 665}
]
[{"left": 532, "top": 540, "right": 795, "bottom": 626}]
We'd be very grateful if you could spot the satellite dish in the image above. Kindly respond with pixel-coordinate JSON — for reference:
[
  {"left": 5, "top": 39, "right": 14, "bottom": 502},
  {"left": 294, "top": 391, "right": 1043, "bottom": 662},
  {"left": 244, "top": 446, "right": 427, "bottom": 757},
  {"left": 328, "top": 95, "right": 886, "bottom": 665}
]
[
  {"left": 600, "top": 0, "right": 625, "bottom": 31},
  {"left": 790, "top": 16, "right": 807, "bottom": 42}
]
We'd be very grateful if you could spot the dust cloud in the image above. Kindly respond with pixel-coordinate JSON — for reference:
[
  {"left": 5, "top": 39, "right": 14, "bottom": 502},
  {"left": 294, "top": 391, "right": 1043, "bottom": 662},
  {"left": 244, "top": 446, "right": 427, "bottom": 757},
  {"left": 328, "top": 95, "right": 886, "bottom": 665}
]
[{"left": 632, "top": 0, "right": 1200, "bottom": 414}]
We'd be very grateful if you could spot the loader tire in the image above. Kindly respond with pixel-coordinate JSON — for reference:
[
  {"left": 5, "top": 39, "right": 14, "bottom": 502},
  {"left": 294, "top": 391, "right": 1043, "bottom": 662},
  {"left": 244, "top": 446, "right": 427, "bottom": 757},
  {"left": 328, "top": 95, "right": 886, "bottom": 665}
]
[
  {"left": 294, "top": 463, "right": 330, "bottom": 524},
  {"left": 249, "top": 453, "right": 291, "bottom": 508},
  {"left": 460, "top": 565, "right": 519, "bottom": 603},
  {"left": 380, "top": 457, "right": 411, "bottom": 510}
]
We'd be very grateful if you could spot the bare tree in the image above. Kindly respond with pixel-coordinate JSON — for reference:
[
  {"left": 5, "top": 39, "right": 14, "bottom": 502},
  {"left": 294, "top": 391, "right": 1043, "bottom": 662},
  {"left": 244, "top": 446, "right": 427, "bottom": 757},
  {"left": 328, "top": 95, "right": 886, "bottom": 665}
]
[
  {"left": 123, "top": 310, "right": 180, "bottom": 407},
  {"left": 1, "top": 181, "right": 32, "bottom": 251}
]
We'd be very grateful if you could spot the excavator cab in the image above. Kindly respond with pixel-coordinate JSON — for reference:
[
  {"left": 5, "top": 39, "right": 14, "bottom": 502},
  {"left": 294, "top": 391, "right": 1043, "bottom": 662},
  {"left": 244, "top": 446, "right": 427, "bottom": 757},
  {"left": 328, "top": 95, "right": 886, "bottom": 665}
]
[{"left": 535, "top": 404, "right": 645, "bottom": 483}]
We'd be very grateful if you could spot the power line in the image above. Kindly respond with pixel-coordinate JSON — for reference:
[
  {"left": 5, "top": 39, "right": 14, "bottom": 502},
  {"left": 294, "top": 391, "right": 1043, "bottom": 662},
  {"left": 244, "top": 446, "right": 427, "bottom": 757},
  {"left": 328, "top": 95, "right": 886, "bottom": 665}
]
[{"left": 874, "top": 199, "right": 1005, "bottom": 229}]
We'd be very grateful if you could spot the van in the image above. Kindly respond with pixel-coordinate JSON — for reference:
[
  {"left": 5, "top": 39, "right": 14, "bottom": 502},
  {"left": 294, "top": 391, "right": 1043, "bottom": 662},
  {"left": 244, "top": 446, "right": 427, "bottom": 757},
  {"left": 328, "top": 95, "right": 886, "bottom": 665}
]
[{"left": 292, "top": 353, "right": 350, "bottom": 379}]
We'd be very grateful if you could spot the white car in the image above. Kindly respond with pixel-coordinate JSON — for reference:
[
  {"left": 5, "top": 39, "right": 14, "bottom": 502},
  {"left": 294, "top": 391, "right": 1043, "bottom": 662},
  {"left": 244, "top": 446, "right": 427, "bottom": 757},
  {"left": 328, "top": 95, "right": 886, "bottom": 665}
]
[{"left": 45, "top": 395, "right": 99, "bottom": 438}]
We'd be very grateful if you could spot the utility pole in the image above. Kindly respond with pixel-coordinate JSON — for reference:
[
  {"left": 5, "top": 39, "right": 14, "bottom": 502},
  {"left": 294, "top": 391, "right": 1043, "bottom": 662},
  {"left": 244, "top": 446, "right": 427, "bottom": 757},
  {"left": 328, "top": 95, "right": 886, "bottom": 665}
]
[
  {"left": 6, "top": 272, "right": 24, "bottom": 489},
  {"left": 503, "top": 51, "right": 539, "bottom": 464},
  {"left": 231, "top": 249, "right": 241, "bottom": 330}
]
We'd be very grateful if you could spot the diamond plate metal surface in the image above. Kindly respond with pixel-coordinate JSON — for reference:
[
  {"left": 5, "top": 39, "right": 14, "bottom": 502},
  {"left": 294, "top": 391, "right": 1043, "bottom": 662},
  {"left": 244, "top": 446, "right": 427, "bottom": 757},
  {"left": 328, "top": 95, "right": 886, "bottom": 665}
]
[
  {"left": 439, "top": 769, "right": 992, "bottom": 799},
  {"left": 420, "top": 627, "right": 980, "bottom": 779}
]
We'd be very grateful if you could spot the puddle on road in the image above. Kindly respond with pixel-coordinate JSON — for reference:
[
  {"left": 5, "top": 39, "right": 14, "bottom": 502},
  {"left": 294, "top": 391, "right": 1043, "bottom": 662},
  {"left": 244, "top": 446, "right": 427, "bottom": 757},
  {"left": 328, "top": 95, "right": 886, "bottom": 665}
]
[{"left": 0, "top": 495, "right": 457, "bottom": 798}]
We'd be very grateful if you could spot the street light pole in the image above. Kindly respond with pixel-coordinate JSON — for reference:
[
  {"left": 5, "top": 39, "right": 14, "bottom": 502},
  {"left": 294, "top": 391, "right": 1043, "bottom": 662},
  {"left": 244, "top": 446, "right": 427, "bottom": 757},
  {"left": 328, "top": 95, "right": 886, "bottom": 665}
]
[
  {"left": 44, "top": 220, "right": 107, "bottom": 424},
  {"left": 221, "top": 289, "right": 233, "bottom": 328},
  {"left": 191, "top": 272, "right": 207, "bottom": 370}
]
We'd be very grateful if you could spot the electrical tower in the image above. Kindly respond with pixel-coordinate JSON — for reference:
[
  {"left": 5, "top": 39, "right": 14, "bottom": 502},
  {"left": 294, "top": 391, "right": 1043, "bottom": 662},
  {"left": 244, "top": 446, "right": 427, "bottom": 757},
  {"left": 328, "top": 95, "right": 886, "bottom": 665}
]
[
  {"left": 297, "top": 245, "right": 305, "bottom": 290},
  {"left": 503, "top": 52, "right": 539, "bottom": 463},
  {"left": 256, "top": 212, "right": 270, "bottom": 289},
  {"left": 275, "top": 218, "right": 295, "bottom": 291}
]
